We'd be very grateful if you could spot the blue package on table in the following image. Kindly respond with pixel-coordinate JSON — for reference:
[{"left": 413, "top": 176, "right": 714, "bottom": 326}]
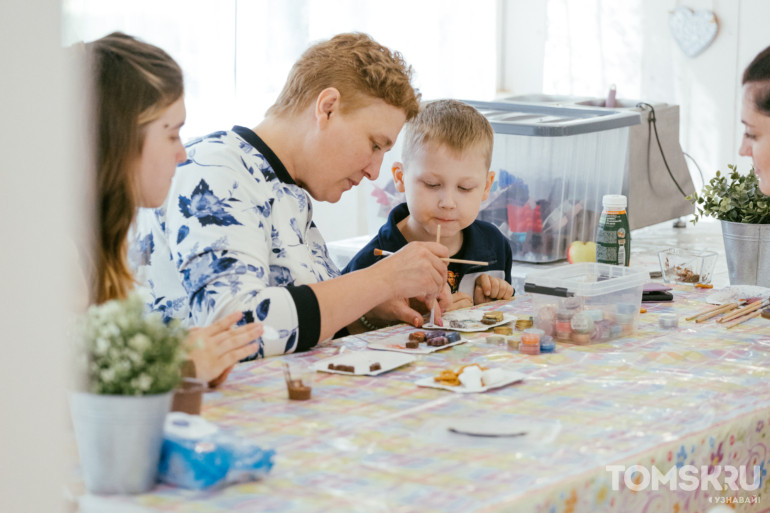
[{"left": 158, "top": 412, "right": 275, "bottom": 490}]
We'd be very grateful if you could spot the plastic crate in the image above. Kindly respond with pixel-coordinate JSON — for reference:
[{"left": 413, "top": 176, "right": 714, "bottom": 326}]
[
  {"left": 524, "top": 263, "right": 648, "bottom": 344},
  {"left": 465, "top": 100, "right": 641, "bottom": 263}
]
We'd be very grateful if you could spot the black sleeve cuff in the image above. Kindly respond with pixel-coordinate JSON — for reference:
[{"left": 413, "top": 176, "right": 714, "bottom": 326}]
[{"left": 286, "top": 284, "right": 321, "bottom": 352}]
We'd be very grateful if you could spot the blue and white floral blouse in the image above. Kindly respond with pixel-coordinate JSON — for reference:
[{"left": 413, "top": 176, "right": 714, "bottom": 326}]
[{"left": 130, "top": 126, "right": 339, "bottom": 359}]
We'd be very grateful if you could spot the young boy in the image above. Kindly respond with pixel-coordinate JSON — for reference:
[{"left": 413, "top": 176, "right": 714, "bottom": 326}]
[{"left": 344, "top": 99, "right": 513, "bottom": 310}]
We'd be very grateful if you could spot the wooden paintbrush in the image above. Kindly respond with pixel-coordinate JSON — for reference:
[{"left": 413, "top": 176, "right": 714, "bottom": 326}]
[
  {"left": 373, "top": 248, "right": 488, "bottom": 266},
  {"left": 717, "top": 299, "right": 768, "bottom": 324},
  {"left": 688, "top": 302, "right": 739, "bottom": 323},
  {"left": 725, "top": 310, "right": 763, "bottom": 329}
]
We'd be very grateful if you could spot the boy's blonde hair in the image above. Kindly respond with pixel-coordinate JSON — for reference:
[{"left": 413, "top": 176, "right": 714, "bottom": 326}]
[
  {"left": 401, "top": 99, "right": 494, "bottom": 169},
  {"left": 267, "top": 32, "right": 420, "bottom": 120}
]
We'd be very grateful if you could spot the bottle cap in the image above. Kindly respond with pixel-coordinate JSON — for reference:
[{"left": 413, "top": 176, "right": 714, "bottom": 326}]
[{"left": 602, "top": 194, "right": 627, "bottom": 210}]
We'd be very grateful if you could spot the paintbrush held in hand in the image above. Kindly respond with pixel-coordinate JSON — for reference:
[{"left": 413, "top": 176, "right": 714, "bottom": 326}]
[{"left": 372, "top": 248, "right": 487, "bottom": 267}]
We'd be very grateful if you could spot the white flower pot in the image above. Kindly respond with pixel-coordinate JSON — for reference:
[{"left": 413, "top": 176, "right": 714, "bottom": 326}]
[
  {"left": 70, "top": 391, "right": 172, "bottom": 494},
  {"left": 721, "top": 221, "right": 770, "bottom": 287}
]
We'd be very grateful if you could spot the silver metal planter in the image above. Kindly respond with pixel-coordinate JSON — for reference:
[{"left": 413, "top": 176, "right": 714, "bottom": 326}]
[
  {"left": 70, "top": 391, "right": 172, "bottom": 494},
  {"left": 721, "top": 221, "right": 770, "bottom": 287}
]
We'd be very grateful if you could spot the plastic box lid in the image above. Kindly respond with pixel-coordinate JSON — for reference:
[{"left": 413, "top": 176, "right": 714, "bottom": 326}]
[
  {"left": 524, "top": 263, "right": 648, "bottom": 297},
  {"left": 462, "top": 100, "right": 641, "bottom": 137}
]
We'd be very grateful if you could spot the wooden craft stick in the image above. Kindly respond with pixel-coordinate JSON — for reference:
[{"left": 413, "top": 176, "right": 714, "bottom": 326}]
[
  {"left": 717, "top": 300, "right": 767, "bottom": 324},
  {"left": 725, "top": 310, "right": 762, "bottom": 329},
  {"left": 373, "top": 248, "right": 488, "bottom": 266},
  {"left": 693, "top": 303, "right": 739, "bottom": 323},
  {"left": 430, "top": 226, "right": 440, "bottom": 325}
]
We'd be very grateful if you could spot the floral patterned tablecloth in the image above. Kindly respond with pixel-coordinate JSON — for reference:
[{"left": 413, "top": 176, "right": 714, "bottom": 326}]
[{"left": 105, "top": 284, "right": 770, "bottom": 513}]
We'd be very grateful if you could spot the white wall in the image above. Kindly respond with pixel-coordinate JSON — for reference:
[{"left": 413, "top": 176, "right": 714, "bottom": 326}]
[
  {"left": 0, "top": 0, "right": 77, "bottom": 511},
  {"left": 503, "top": 0, "right": 769, "bottom": 188}
]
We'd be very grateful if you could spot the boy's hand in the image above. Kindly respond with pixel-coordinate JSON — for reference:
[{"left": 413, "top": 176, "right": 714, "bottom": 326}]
[
  {"left": 448, "top": 291, "right": 473, "bottom": 311},
  {"left": 473, "top": 274, "right": 514, "bottom": 305}
]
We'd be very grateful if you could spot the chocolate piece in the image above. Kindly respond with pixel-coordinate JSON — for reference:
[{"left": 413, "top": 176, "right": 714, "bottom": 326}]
[
  {"left": 425, "top": 330, "right": 446, "bottom": 340},
  {"left": 405, "top": 340, "right": 419, "bottom": 349},
  {"left": 408, "top": 331, "right": 426, "bottom": 342},
  {"left": 427, "top": 336, "right": 449, "bottom": 347},
  {"left": 328, "top": 363, "right": 336, "bottom": 370},
  {"left": 445, "top": 331, "right": 461, "bottom": 342},
  {"left": 369, "top": 363, "right": 381, "bottom": 372}
]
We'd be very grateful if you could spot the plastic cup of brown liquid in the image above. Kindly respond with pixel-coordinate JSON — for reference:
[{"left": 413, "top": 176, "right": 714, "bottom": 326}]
[{"left": 284, "top": 361, "right": 314, "bottom": 400}]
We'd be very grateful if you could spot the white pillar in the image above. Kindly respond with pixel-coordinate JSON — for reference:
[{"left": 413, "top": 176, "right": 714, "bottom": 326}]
[{"left": 0, "top": 0, "right": 82, "bottom": 511}]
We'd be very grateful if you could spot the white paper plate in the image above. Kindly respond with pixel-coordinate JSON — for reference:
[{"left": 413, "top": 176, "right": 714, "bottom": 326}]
[
  {"left": 314, "top": 350, "right": 416, "bottom": 376},
  {"left": 415, "top": 369, "right": 525, "bottom": 393},
  {"left": 706, "top": 285, "right": 770, "bottom": 305},
  {"left": 423, "top": 311, "right": 516, "bottom": 332},
  {"left": 367, "top": 334, "right": 467, "bottom": 354}
]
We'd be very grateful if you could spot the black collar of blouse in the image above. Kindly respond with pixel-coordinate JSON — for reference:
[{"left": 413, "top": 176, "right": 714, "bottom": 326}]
[{"left": 231, "top": 125, "right": 295, "bottom": 186}]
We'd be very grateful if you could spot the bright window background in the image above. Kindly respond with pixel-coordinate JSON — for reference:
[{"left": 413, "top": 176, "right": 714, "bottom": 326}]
[
  {"left": 62, "top": 0, "right": 498, "bottom": 241},
  {"left": 542, "top": 0, "right": 642, "bottom": 99}
]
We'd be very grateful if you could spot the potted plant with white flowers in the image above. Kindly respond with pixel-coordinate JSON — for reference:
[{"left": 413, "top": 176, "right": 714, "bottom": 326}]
[
  {"left": 70, "top": 291, "right": 187, "bottom": 494},
  {"left": 688, "top": 164, "right": 770, "bottom": 287}
]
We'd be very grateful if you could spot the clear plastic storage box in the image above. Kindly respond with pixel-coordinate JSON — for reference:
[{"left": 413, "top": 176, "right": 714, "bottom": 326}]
[
  {"left": 524, "top": 263, "right": 648, "bottom": 345},
  {"left": 465, "top": 100, "right": 641, "bottom": 263}
]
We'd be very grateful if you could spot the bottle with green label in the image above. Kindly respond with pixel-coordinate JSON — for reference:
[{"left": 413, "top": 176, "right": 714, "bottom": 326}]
[{"left": 595, "top": 194, "right": 630, "bottom": 266}]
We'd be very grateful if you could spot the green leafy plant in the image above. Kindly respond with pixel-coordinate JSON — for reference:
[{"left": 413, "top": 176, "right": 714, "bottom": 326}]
[
  {"left": 687, "top": 164, "right": 770, "bottom": 224},
  {"left": 78, "top": 292, "right": 188, "bottom": 395}
]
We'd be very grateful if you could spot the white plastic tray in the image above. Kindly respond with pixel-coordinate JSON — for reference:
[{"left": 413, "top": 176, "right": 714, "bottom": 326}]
[
  {"left": 313, "top": 350, "right": 415, "bottom": 376},
  {"left": 415, "top": 369, "right": 525, "bottom": 393},
  {"left": 423, "top": 311, "right": 516, "bottom": 332},
  {"left": 367, "top": 334, "right": 467, "bottom": 354}
]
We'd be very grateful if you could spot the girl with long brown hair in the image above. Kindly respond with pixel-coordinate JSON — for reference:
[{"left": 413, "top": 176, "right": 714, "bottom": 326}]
[{"left": 87, "top": 32, "right": 262, "bottom": 385}]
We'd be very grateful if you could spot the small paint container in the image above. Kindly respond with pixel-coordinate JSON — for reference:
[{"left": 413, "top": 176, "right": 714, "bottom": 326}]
[
  {"left": 585, "top": 309, "right": 604, "bottom": 322},
  {"left": 486, "top": 335, "right": 506, "bottom": 345},
  {"left": 494, "top": 326, "right": 513, "bottom": 336},
  {"left": 506, "top": 337, "right": 519, "bottom": 351},
  {"left": 591, "top": 320, "right": 611, "bottom": 341},
  {"left": 616, "top": 303, "right": 637, "bottom": 316},
  {"left": 519, "top": 342, "right": 540, "bottom": 355},
  {"left": 562, "top": 297, "right": 583, "bottom": 311},
  {"left": 610, "top": 324, "right": 623, "bottom": 338},
  {"left": 555, "top": 325, "right": 572, "bottom": 341},
  {"left": 570, "top": 311, "right": 595, "bottom": 334},
  {"left": 521, "top": 328, "right": 542, "bottom": 345},
  {"left": 539, "top": 336, "right": 556, "bottom": 353},
  {"left": 614, "top": 313, "right": 635, "bottom": 325},
  {"left": 658, "top": 313, "right": 679, "bottom": 329},
  {"left": 571, "top": 332, "right": 591, "bottom": 345},
  {"left": 537, "top": 305, "right": 556, "bottom": 322},
  {"left": 556, "top": 308, "right": 574, "bottom": 321}
]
